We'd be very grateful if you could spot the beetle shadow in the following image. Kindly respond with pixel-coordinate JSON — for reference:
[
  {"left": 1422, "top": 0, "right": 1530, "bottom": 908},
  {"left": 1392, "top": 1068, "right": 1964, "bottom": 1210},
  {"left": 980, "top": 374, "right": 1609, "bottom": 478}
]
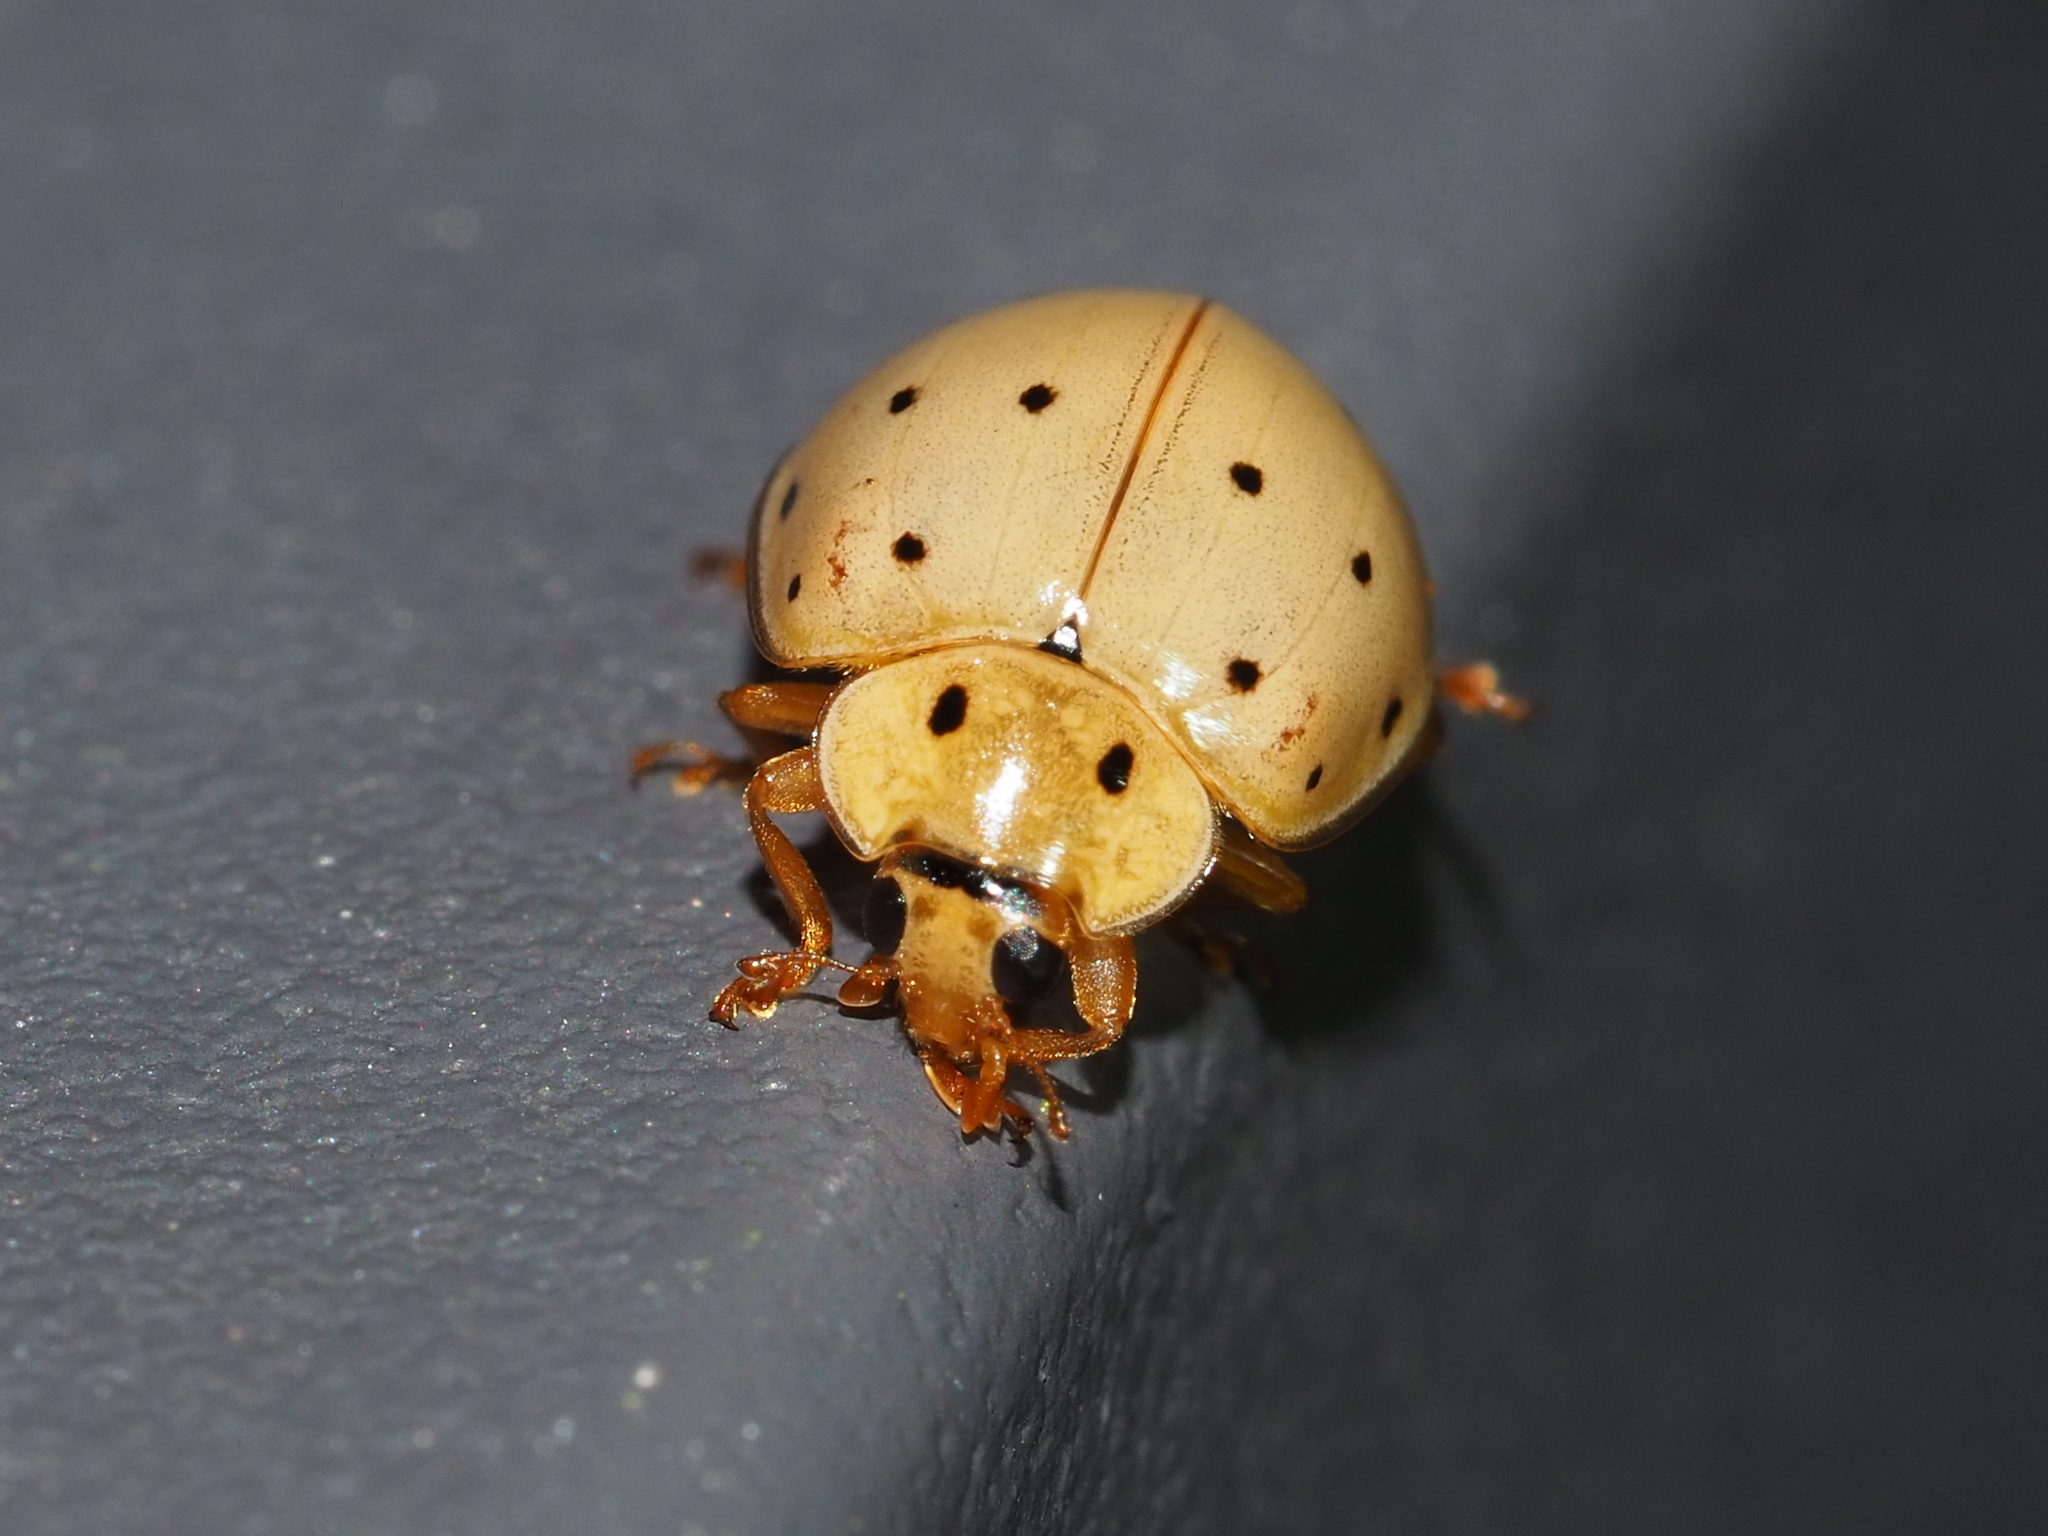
[{"left": 1230, "top": 769, "right": 1508, "bottom": 1047}]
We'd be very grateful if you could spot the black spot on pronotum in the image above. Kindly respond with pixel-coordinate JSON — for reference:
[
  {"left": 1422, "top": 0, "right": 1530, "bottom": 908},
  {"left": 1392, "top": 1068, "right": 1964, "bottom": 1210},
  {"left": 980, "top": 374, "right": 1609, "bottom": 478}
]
[
  {"left": 1352, "top": 551, "right": 1373, "bottom": 584},
  {"left": 1096, "top": 743, "right": 1133, "bottom": 795},
  {"left": 1381, "top": 697, "right": 1403, "bottom": 737},
  {"left": 889, "top": 386, "right": 918, "bottom": 413},
  {"left": 892, "top": 533, "right": 926, "bottom": 563},
  {"left": 1230, "top": 462, "right": 1263, "bottom": 495},
  {"left": 779, "top": 481, "right": 799, "bottom": 520},
  {"left": 1226, "top": 658, "right": 1262, "bottom": 692},
  {"left": 786, "top": 574, "right": 801, "bottom": 601},
  {"left": 1306, "top": 764, "right": 1324, "bottom": 791},
  {"left": 928, "top": 684, "right": 968, "bottom": 736},
  {"left": 991, "top": 927, "right": 1064, "bottom": 1006},
  {"left": 863, "top": 877, "right": 907, "bottom": 955},
  {"left": 1018, "top": 383, "right": 1057, "bottom": 413}
]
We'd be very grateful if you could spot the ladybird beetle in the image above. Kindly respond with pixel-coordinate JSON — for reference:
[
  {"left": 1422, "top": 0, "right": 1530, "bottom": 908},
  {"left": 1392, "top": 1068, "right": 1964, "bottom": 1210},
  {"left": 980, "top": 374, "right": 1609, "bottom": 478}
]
[{"left": 636, "top": 290, "right": 1524, "bottom": 1140}]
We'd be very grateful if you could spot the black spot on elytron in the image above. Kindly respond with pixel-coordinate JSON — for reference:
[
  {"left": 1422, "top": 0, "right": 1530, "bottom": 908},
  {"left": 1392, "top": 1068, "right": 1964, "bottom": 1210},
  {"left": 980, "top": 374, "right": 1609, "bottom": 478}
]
[
  {"left": 1306, "top": 764, "right": 1324, "bottom": 791},
  {"left": 779, "top": 480, "right": 799, "bottom": 520},
  {"left": 991, "top": 927, "right": 1065, "bottom": 1006},
  {"left": 889, "top": 386, "right": 918, "bottom": 414},
  {"left": 1097, "top": 742, "right": 1133, "bottom": 795},
  {"left": 786, "top": 574, "right": 801, "bottom": 601},
  {"left": 1226, "top": 658, "right": 1262, "bottom": 692},
  {"left": 1018, "top": 383, "right": 1057, "bottom": 413},
  {"left": 1352, "top": 551, "right": 1373, "bottom": 584},
  {"left": 1230, "top": 462, "right": 1264, "bottom": 495},
  {"left": 863, "top": 877, "right": 907, "bottom": 955},
  {"left": 893, "top": 533, "right": 926, "bottom": 563},
  {"left": 928, "top": 684, "right": 968, "bottom": 736},
  {"left": 1381, "top": 697, "right": 1403, "bottom": 737}
]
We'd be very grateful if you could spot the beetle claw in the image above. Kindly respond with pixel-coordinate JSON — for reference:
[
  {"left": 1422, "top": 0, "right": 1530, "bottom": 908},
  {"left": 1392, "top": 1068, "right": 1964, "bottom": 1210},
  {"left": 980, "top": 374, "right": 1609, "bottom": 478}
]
[{"left": 712, "top": 950, "right": 830, "bottom": 1022}]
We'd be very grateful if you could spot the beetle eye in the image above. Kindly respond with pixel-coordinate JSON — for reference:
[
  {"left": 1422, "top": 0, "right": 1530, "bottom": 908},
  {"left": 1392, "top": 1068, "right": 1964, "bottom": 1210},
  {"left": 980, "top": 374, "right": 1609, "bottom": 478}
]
[
  {"left": 863, "top": 876, "right": 907, "bottom": 955},
  {"left": 991, "top": 927, "right": 1064, "bottom": 1006}
]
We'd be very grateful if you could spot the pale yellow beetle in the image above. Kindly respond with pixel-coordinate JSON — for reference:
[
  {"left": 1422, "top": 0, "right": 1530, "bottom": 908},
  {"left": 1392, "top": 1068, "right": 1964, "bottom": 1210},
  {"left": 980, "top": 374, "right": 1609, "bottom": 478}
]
[{"left": 636, "top": 290, "right": 1523, "bottom": 1140}]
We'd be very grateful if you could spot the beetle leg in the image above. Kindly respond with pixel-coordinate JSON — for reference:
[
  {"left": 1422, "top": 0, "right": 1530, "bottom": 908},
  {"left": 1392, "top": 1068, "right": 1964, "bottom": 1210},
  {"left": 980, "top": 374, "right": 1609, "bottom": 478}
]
[
  {"left": 628, "top": 739, "right": 753, "bottom": 796},
  {"left": 1207, "top": 818, "right": 1308, "bottom": 913},
  {"left": 1437, "top": 661, "right": 1531, "bottom": 721},
  {"left": 988, "top": 932, "right": 1138, "bottom": 1140},
  {"left": 630, "top": 681, "right": 836, "bottom": 795},
  {"left": 918, "top": 1045, "right": 1033, "bottom": 1140},
  {"left": 688, "top": 547, "right": 749, "bottom": 591},
  {"left": 710, "top": 748, "right": 845, "bottom": 1023},
  {"left": 1164, "top": 910, "right": 1277, "bottom": 989},
  {"left": 718, "top": 680, "right": 835, "bottom": 738},
  {"left": 836, "top": 954, "right": 897, "bottom": 1010},
  {"left": 1173, "top": 825, "right": 1295, "bottom": 985}
]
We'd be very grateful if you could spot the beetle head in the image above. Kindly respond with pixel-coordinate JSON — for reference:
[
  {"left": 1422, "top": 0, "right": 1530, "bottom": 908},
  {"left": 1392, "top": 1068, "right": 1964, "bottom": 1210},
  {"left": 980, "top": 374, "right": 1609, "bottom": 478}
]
[{"left": 838, "top": 847, "right": 1070, "bottom": 1063}]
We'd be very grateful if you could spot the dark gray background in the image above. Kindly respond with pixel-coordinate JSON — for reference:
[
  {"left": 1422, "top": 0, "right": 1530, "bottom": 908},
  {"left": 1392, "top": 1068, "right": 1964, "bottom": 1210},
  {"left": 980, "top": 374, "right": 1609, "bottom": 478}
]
[{"left": 3, "top": 2, "right": 2044, "bottom": 1532}]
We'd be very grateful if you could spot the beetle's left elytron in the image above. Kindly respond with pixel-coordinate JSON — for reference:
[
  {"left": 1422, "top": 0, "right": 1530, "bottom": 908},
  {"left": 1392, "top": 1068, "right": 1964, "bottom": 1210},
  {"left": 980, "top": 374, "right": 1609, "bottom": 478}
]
[{"left": 635, "top": 290, "right": 1523, "bottom": 1140}]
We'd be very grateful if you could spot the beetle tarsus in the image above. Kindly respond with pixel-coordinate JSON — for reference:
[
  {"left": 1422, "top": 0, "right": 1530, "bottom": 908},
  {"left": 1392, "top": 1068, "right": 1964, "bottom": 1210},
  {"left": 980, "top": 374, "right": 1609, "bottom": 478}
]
[{"left": 712, "top": 948, "right": 858, "bottom": 1023}]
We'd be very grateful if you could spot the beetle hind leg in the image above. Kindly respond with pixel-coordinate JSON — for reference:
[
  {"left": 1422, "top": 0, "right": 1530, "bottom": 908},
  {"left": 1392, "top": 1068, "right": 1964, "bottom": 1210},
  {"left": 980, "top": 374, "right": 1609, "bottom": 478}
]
[
  {"left": 688, "top": 547, "right": 748, "bottom": 592},
  {"left": 631, "top": 681, "right": 835, "bottom": 796},
  {"left": 1437, "top": 661, "right": 1531, "bottom": 721}
]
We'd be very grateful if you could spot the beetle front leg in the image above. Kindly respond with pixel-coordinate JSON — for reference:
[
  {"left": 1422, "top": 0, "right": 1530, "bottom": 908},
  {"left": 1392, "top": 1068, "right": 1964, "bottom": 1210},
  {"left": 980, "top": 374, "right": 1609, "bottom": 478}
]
[
  {"left": 998, "top": 931, "right": 1140, "bottom": 1141},
  {"left": 918, "top": 1043, "right": 1033, "bottom": 1140},
  {"left": 710, "top": 747, "right": 846, "bottom": 1023}
]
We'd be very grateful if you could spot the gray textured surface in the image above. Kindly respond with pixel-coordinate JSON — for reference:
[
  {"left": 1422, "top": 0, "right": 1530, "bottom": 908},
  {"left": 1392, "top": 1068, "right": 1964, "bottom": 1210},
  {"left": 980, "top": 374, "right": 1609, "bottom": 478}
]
[{"left": 19, "top": 1, "right": 2033, "bottom": 1532}]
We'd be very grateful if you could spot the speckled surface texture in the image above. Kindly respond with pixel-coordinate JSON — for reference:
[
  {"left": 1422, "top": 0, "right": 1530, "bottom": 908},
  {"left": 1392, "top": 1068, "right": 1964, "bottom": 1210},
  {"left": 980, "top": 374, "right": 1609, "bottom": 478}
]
[{"left": 6, "top": 2, "right": 2044, "bottom": 1532}]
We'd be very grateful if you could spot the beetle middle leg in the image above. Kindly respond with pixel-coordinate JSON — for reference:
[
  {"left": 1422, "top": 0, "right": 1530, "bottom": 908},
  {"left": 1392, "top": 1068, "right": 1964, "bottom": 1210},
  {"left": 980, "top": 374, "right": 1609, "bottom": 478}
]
[
  {"left": 1169, "top": 820, "right": 1303, "bottom": 984},
  {"left": 630, "top": 680, "right": 835, "bottom": 795},
  {"left": 709, "top": 747, "right": 850, "bottom": 1023}
]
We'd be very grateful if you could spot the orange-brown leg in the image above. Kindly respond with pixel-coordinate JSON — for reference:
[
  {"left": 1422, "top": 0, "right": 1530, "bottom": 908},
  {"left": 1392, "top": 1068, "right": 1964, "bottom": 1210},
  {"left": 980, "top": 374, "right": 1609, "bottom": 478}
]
[
  {"left": 919, "top": 1046, "right": 1032, "bottom": 1139},
  {"left": 995, "top": 931, "right": 1139, "bottom": 1140},
  {"left": 629, "top": 740, "right": 752, "bottom": 795},
  {"left": 1166, "top": 822, "right": 1299, "bottom": 985},
  {"left": 1208, "top": 819, "right": 1308, "bottom": 913},
  {"left": 1437, "top": 661, "right": 1531, "bottom": 721},
  {"left": 689, "top": 548, "right": 749, "bottom": 592},
  {"left": 630, "top": 680, "right": 836, "bottom": 795},
  {"left": 709, "top": 747, "right": 850, "bottom": 1023},
  {"left": 720, "top": 680, "right": 834, "bottom": 737}
]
